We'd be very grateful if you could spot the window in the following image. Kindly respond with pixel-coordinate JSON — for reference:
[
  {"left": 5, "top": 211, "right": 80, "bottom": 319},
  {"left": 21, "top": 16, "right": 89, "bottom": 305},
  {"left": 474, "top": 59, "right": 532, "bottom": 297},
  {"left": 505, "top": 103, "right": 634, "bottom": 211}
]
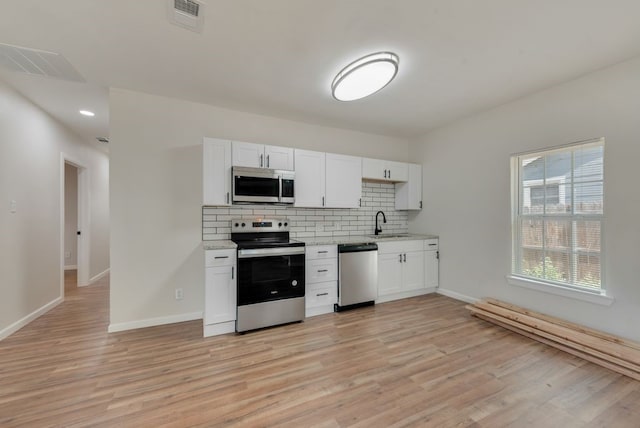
[{"left": 511, "top": 138, "right": 604, "bottom": 292}]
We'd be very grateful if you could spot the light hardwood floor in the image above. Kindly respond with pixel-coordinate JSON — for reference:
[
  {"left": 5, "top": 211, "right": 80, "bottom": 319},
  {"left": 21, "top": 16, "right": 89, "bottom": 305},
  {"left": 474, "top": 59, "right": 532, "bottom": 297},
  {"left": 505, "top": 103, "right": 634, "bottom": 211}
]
[{"left": 1, "top": 272, "right": 639, "bottom": 427}]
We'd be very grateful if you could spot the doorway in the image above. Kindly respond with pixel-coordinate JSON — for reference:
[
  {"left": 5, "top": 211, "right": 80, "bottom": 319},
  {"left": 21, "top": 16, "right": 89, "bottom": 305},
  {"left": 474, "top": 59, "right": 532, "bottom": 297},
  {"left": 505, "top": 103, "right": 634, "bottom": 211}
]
[
  {"left": 60, "top": 154, "right": 90, "bottom": 297},
  {"left": 64, "top": 163, "right": 79, "bottom": 291}
]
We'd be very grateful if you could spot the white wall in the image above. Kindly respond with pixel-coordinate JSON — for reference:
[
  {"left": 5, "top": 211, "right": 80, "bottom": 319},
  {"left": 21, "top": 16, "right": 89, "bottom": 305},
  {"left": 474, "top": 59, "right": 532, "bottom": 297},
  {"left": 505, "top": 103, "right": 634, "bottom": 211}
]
[
  {"left": 409, "top": 56, "right": 640, "bottom": 342},
  {"left": 109, "top": 88, "right": 410, "bottom": 330},
  {"left": 0, "top": 79, "right": 110, "bottom": 339},
  {"left": 64, "top": 163, "right": 78, "bottom": 268}
]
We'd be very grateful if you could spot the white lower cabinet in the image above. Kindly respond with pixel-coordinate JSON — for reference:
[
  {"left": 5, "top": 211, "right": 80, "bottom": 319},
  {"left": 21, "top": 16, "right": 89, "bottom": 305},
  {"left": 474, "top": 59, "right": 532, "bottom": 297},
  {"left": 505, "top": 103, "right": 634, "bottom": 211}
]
[
  {"left": 204, "top": 249, "right": 237, "bottom": 337},
  {"left": 424, "top": 239, "right": 439, "bottom": 289},
  {"left": 376, "top": 240, "right": 429, "bottom": 303},
  {"left": 305, "top": 245, "right": 338, "bottom": 317}
]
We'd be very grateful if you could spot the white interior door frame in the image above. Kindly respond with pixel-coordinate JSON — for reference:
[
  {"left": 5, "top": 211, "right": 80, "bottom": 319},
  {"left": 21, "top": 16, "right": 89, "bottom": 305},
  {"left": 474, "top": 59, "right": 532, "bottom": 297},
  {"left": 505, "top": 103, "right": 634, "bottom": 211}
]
[{"left": 60, "top": 153, "right": 91, "bottom": 295}]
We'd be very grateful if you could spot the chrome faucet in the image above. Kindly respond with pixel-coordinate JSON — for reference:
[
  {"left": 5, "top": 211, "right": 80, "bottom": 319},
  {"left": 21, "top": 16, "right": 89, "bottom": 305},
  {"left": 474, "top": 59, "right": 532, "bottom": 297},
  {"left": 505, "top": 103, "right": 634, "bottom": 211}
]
[{"left": 375, "top": 211, "right": 387, "bottom": 235}]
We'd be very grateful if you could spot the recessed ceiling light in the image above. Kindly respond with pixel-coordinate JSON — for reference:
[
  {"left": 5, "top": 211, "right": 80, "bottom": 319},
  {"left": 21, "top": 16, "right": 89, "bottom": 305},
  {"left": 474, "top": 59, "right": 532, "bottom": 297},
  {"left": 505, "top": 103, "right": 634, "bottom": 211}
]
[
  {"left": 79, "top": 110, "right": 95, "bottom": 117},
  {"left": 331, "top": 52, "right": 399, "bottom": 101}
]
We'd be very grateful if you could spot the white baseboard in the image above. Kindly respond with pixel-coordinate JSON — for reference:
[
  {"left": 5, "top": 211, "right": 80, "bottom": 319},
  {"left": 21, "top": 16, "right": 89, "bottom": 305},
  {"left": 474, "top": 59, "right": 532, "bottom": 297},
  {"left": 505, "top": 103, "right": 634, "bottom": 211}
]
[
  {"left": 88, "top": 268, "right": 110, "bottom": 285},
  {"left": 108, "top": 311, "right": 203, "bottom": 333},
  {"left": 203, "top": 320, "right": 235, "bottom": 337},
  {"left": 0, "top": 297, "right": 64, "bottom": 341},
  {"left": 436, "top": 288, "right": 479, "bottom": 304},
  {"left": 376, "top": 287, "right": 437, "bottom": 304},
  {"left": 306, "top": 305, "right": 335, "bottom": 318},
  {"left": 64, "top": 265, "right": 78, "bottom": 271}
]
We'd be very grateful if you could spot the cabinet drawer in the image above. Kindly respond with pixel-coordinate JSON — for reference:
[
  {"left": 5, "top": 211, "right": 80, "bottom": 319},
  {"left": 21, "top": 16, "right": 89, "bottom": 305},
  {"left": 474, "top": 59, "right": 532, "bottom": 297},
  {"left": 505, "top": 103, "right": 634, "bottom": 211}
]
[
  {"left": 306, "top": 245, "right": 338, "bottom": 260},
  {"left": 424, "top": 239, "right": 439, "bottom": 251},
  {"left": 377, "top": 240, "right": 424, "bottom": 255},
  {"left": 306, "top": 281, "right": 338, "bottom": 308},
  {"left": 205, "top": 249, "right": 236, "bottom": 267},
  {"left": 306, "top": 258, "right": 338, "bottom": 283}
]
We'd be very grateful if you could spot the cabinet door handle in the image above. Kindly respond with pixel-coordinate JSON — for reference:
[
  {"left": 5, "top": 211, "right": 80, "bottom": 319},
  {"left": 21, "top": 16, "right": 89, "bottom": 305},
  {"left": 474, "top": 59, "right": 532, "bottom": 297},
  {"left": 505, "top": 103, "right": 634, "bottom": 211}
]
[
  {"left": 316, "top": 292, "right": 329, "bottom": 297},
  {"left": 384, "top": 169, "right": 387, "bottom": 178},
  {"left": 317, "top": 269, "right": 328, "bottom": 273},
  {"left": 267, "top": 154, "right": 270, "bottom": 168},
  {"left": 232, "top": 266, "right": 234, "bottom": 279},
  {"left": 260, "top": 154, "right": 264, "bottom": 167},
  {"left": 420, "top": 200, "right": 422, "bottom": 209},
  {"left": 317, "top": 250, "right": 329, "bottom": 254},
  {"left": 214, "top": 256, "right": 229, "bottom": 259},
  {"left": 389, "top": 169, "right": 391, "bottom": 179},
  {"left": 399, "top": 254, "right": 403, "bottom": 263},
  {"left": 359, "top": 198, "right": 362, "bottom": 207},
  {"left": 403, "top": 253, "right": 407, "bottom": 262},
  {"left": 437, "top": 251, "right": 440, "bottom": 260},
  {"left": 322, "top": 196, "right": 325, "bottom": 206},
  {"left": 226, "top": 192, "right": 230, "bottom": 204}
]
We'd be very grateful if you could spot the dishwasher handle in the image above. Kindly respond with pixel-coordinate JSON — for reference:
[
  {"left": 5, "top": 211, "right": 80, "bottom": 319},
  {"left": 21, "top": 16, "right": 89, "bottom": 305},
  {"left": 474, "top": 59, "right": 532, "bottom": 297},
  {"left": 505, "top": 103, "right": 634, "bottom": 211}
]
[{"left": 338, "top": 243, "right": 378, "bottom": 253}]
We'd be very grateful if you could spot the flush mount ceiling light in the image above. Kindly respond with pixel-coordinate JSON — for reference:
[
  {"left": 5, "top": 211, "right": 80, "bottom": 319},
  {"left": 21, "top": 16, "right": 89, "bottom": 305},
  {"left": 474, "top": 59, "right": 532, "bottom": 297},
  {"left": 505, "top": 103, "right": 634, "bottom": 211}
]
[
  {"left": 331, "top": 52, "right": 399, "bottom": 101},
  {"left": 79, "top": 110, "right": 95, "bottom": 117}
]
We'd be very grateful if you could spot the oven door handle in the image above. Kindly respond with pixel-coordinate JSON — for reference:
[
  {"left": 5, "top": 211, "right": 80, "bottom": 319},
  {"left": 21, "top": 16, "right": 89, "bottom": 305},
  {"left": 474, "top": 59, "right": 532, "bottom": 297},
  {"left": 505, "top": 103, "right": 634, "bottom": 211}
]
[{"left": 238, "top": 247, "right": 305, "bottom": 258}]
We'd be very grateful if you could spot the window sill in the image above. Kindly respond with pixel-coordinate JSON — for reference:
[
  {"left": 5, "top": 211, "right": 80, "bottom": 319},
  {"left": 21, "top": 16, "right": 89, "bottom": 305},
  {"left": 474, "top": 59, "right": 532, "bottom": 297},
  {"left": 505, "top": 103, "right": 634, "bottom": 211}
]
[{"left": 506, "top": 275, "right": 614, "bottom": 306}]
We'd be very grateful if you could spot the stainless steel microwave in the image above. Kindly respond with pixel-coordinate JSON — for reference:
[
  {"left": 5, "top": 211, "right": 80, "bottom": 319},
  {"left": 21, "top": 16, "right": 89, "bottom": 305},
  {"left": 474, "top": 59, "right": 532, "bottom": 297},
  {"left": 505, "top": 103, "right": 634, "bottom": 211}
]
[{"left": 232, "top": 166, "right": 295, "bottom": 204}]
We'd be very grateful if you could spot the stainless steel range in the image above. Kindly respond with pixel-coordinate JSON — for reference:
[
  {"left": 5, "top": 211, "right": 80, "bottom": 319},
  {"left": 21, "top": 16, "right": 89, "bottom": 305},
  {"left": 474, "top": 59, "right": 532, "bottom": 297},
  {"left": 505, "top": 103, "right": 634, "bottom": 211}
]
[{"left": 231, "top": 218, "right": 305, "bottom": 332}]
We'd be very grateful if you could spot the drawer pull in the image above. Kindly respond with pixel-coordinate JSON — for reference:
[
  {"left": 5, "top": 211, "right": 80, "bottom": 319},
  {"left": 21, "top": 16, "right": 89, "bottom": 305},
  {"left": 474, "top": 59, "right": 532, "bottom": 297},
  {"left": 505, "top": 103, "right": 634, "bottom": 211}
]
[
  {"left": 317, "top": 269, "right": 329, "bottom": 273},
  {"left": 317, "top": 250, "right": 329, "bottom": 254},
  {"left": 428, "top": 243, "right": 437, "bottom": 246},
  {"left": 214, "top": 256, "right": 229, "bottom": 259},
  {"left": 316, "top": 292, "right": 329, "bottom": 297}
]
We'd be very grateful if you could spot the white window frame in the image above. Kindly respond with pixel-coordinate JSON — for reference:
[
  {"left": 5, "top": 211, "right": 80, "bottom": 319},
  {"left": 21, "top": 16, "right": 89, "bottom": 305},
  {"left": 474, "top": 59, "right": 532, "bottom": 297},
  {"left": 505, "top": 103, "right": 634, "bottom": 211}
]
[{"left": 508, "top": 138, "right": 612, "bottom": 305}]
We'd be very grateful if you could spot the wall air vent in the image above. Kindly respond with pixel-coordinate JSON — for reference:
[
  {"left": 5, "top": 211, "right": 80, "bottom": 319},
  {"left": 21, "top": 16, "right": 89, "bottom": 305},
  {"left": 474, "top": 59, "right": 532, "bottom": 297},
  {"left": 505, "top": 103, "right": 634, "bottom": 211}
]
[
  {"left": 175, "top": 0, "right": 199, "bottom": 17},
  {"left": 96, "top": 137, "right": 109, "bottom": 144},
  {"left": 167, "top": 0, "right": 205, "bottom": 33},
  {"left": 0, "top": 43, "right": 85, "bottom": 82}
]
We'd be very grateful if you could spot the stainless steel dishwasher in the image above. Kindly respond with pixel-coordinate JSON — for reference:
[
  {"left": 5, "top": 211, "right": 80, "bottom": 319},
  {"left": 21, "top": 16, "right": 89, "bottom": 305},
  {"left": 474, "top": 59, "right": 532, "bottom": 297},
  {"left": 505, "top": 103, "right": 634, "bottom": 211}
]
[{"left": 335, "top": 243, "right": 378, "bottom": 311}]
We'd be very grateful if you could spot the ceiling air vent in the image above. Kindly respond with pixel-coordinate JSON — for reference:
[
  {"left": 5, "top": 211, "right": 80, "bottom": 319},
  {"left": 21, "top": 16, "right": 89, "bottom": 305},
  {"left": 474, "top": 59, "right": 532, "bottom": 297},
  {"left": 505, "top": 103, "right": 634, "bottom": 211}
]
[
  {"left": 0, "top": 43, "right": 85, "bottom": 82},
  {"left": 167, "top": 0, "right": 205, "bottom": 33}
]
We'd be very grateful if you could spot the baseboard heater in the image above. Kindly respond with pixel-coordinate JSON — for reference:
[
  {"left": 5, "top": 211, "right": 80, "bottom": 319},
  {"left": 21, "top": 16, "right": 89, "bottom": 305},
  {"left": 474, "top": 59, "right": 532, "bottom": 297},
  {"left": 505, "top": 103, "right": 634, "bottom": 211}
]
[{"left": 466, "top": 298, "right": 640, "bottom": 381}]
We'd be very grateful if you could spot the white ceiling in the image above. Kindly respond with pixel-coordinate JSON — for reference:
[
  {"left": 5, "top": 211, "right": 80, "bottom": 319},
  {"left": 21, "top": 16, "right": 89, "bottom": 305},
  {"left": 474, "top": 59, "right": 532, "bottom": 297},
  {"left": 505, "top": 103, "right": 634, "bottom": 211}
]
[{"left": 2, "top": 0, "right": 640, "bottom": 145}]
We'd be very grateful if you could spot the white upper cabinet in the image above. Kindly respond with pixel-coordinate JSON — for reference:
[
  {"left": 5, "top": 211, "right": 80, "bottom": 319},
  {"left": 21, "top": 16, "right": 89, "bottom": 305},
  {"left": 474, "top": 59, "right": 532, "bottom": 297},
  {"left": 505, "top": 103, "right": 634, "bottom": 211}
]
[
  {"left": 295, "top": 150, "right": 361, "bottom": 208},
  {"left": 264, "top": 145, "right": 294, "bottom": 170},
  {"left": 203, "top": 137, "right": 232, "bottom": 206},
  {"left": 325, "top": 153, "right": 362, "bottom": 208},
  {"left": 294, "top": 149, "right": 326, "bottom": 208},
  {"left": 232, "top": 141, "right": 294, "bottom": 170},
  {"left": 362, "top": 157, "right": 408, "bottom": 182},
  {"left": 395, "top": 163, "right": 422, "bottom": 210}
]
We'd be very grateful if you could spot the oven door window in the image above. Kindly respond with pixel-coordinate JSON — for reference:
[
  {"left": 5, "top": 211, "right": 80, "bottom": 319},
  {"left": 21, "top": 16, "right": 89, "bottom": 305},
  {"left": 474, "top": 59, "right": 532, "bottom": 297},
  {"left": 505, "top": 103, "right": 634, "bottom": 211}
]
[
  {"left": 237, "top": 254, "right": 305, "bottom": 305},
  {"left": 234, "top": 176, "right": 279, "bottom": 198}
]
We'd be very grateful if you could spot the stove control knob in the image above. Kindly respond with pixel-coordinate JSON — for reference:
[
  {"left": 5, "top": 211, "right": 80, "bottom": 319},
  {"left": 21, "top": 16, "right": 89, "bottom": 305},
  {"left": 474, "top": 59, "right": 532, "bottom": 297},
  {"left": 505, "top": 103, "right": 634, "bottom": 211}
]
[
  {"left": 284, "top": 222, "right": 288, "bottom": 227},
  {"left": 241, "top": 222, "right": 246, "bottom": 227},
  {"left": 234, "top": 223, "right": 239, "bottom": 227},
  {"left": 278, "top": 222, "right": 282, "bottom": 227}
]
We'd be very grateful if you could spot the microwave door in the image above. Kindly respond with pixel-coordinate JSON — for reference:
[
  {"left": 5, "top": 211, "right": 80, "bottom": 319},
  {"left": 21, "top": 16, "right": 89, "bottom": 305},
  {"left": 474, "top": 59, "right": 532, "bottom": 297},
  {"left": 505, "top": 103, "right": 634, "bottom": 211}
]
[{"left": 233, "top": 174, "right": 280, "bottom": 203}]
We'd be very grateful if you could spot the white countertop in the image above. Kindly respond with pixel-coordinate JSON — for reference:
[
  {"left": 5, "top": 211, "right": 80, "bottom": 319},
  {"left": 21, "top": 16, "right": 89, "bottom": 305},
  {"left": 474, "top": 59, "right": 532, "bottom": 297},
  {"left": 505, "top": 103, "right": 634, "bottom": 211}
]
[
  {"left": 203, "top": 234, "right": 438, "bottom": 249},
  {"left": 298, "top": 234, "right": 438, "bottom": 246},
  {"left": 203, "top": 240, "right": 237, "bottom": 250}
]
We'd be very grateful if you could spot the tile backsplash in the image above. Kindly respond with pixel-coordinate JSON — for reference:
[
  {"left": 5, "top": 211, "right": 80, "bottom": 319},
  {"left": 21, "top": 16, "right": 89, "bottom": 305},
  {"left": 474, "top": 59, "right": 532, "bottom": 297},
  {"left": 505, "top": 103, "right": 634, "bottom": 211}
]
[{"left": 202, "top": 182, "right": 409, "bottom": 240}]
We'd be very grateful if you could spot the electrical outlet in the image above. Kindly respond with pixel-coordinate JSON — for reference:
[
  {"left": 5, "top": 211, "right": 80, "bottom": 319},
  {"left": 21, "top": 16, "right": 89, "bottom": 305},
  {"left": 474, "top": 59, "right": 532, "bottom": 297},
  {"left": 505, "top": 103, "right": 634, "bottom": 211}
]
[
  {"left": 65, "top": 251, "right": 71, "bottom": 259},
  {"left": 175, "top": 288, "right": 184, "bottom": 300}
]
